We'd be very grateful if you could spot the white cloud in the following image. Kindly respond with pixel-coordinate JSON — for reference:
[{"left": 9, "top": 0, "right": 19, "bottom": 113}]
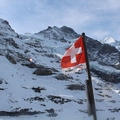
[{"left": 106, "top": 0, "right": 120, "bottom": 10}]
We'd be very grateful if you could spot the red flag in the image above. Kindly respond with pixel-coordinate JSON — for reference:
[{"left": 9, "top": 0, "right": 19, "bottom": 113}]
[{"left": 61, "top": 36, "right": 86, "bottom": 73}]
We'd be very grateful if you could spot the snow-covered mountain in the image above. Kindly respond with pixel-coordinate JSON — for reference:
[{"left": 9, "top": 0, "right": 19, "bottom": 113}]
[
  {"left": 101, "top": 37, "right": 120, "bottom": 52},
  {"left": 0, "top": 18, "right": 120, "bottom": 120},
  {"left": 35, "top": 26, "right": 80, "bottom": 42},
  {"left": 0, "top": 18, "right": 19, "bottom": 38}
]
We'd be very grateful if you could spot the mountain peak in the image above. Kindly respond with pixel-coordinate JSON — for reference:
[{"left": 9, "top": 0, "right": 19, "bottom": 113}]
[
  {"left": 0, "top": 18, "right": 18, "bottom": 37},
  {"left": 102, "top": 37, "right": 116, "bottom": 44},
  {"left": 46, "top": 26, "right": 52, "bottom": 30},
  {"left": 100, "top": 36, "right": 120, "bottom": 51},
  {"left": 0, "top": 18, "right": 9, "bottom": 25},
  {"left": 60, "top": 26, "right": 75, "bottom": 33},
  {"left": 35, "top": 26, "right": 80, "bottom": 41}
]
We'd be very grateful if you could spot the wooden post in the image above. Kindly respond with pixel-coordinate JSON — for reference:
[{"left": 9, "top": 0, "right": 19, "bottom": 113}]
[{"left": 82, "top": 33, "right": 97, "bottom": 120}]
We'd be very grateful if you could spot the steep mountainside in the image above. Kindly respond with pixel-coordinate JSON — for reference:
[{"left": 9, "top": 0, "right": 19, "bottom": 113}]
[
  {"left": 85, "top": 37, "right": 120, "bottom": 83},
  {"left": 0, "top": 18, "right": 119, "bottom": 83},
  {"left": 0, "top": 18, "right": 120, "bottom": 120},
  {"left": 34, "top": 26, "right": 120, "bottom": 83},
  {"left": 0, "top": 18, "right": 19, "bottom": 38}
]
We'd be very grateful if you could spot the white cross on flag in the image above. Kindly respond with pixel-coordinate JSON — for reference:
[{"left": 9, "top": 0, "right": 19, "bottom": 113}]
[{"left": 61, "top": 36, "right": 86, "bottom": 73}]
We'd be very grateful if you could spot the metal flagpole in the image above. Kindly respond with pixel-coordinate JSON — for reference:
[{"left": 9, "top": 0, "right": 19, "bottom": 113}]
[{"left": 82, "top": 33, "right": 97, "bottom": 120}]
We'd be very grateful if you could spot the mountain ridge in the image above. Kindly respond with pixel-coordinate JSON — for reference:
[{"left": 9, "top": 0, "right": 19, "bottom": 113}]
[
  {"left": 34, "top": 25, "right": 80, "bottom": 42},
  {"left": 0, "top": 18, "right": 119, "bottom": 82}
]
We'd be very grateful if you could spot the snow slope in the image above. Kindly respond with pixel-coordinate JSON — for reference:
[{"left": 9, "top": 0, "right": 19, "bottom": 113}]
[{"left": 0, "top": 45, "right": 120, "bottom": 120}]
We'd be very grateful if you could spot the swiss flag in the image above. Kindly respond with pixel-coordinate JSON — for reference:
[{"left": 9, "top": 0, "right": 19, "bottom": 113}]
[{"left": 61, "top": 36, "right": 86, "bottom": 73}]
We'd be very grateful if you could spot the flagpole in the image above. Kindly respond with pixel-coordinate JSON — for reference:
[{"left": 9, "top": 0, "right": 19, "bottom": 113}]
[{"left": 82, "top": 33, "right": 97, "bottom": 120}]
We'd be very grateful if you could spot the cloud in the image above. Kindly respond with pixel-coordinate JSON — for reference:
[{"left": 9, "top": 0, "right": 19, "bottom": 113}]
[{"left": 0, "top": 0, "right": 120, "bottom": 40}]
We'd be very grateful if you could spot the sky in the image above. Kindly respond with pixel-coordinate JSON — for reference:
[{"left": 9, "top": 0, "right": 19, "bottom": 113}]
[{"left": 0, "top": 0, "right": 120, "bottom": 41}]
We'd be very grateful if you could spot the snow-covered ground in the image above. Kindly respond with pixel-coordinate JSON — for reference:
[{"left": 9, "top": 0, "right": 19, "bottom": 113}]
[{"left": 0, "top": 54, "right": 120, "bottom": 120}]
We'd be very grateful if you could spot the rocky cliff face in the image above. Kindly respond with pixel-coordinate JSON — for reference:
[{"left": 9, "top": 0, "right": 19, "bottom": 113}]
[
  {"left": 85, "top": 36, "right": 120, "bottom": 69},
  {"left": 86, "top": 36, "right": 120, "bottom": 83}
]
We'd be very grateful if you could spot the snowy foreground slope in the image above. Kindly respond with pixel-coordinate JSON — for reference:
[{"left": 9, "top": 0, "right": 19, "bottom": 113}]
[
  {"left": 0, "top": 55, "right": 120, "bottom": 120},
  {"left": 0, "top": 18, "right": 120, "bottom": 120}
]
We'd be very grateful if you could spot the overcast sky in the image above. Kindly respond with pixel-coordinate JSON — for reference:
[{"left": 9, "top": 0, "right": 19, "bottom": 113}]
[{"left": 0, "top": 0, "right": 120, "bottom": 41}]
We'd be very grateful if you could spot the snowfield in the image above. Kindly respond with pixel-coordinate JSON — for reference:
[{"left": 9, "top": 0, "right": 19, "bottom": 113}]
[{"left": 0, "top": 55, "right": 120, "bottom": 120}]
